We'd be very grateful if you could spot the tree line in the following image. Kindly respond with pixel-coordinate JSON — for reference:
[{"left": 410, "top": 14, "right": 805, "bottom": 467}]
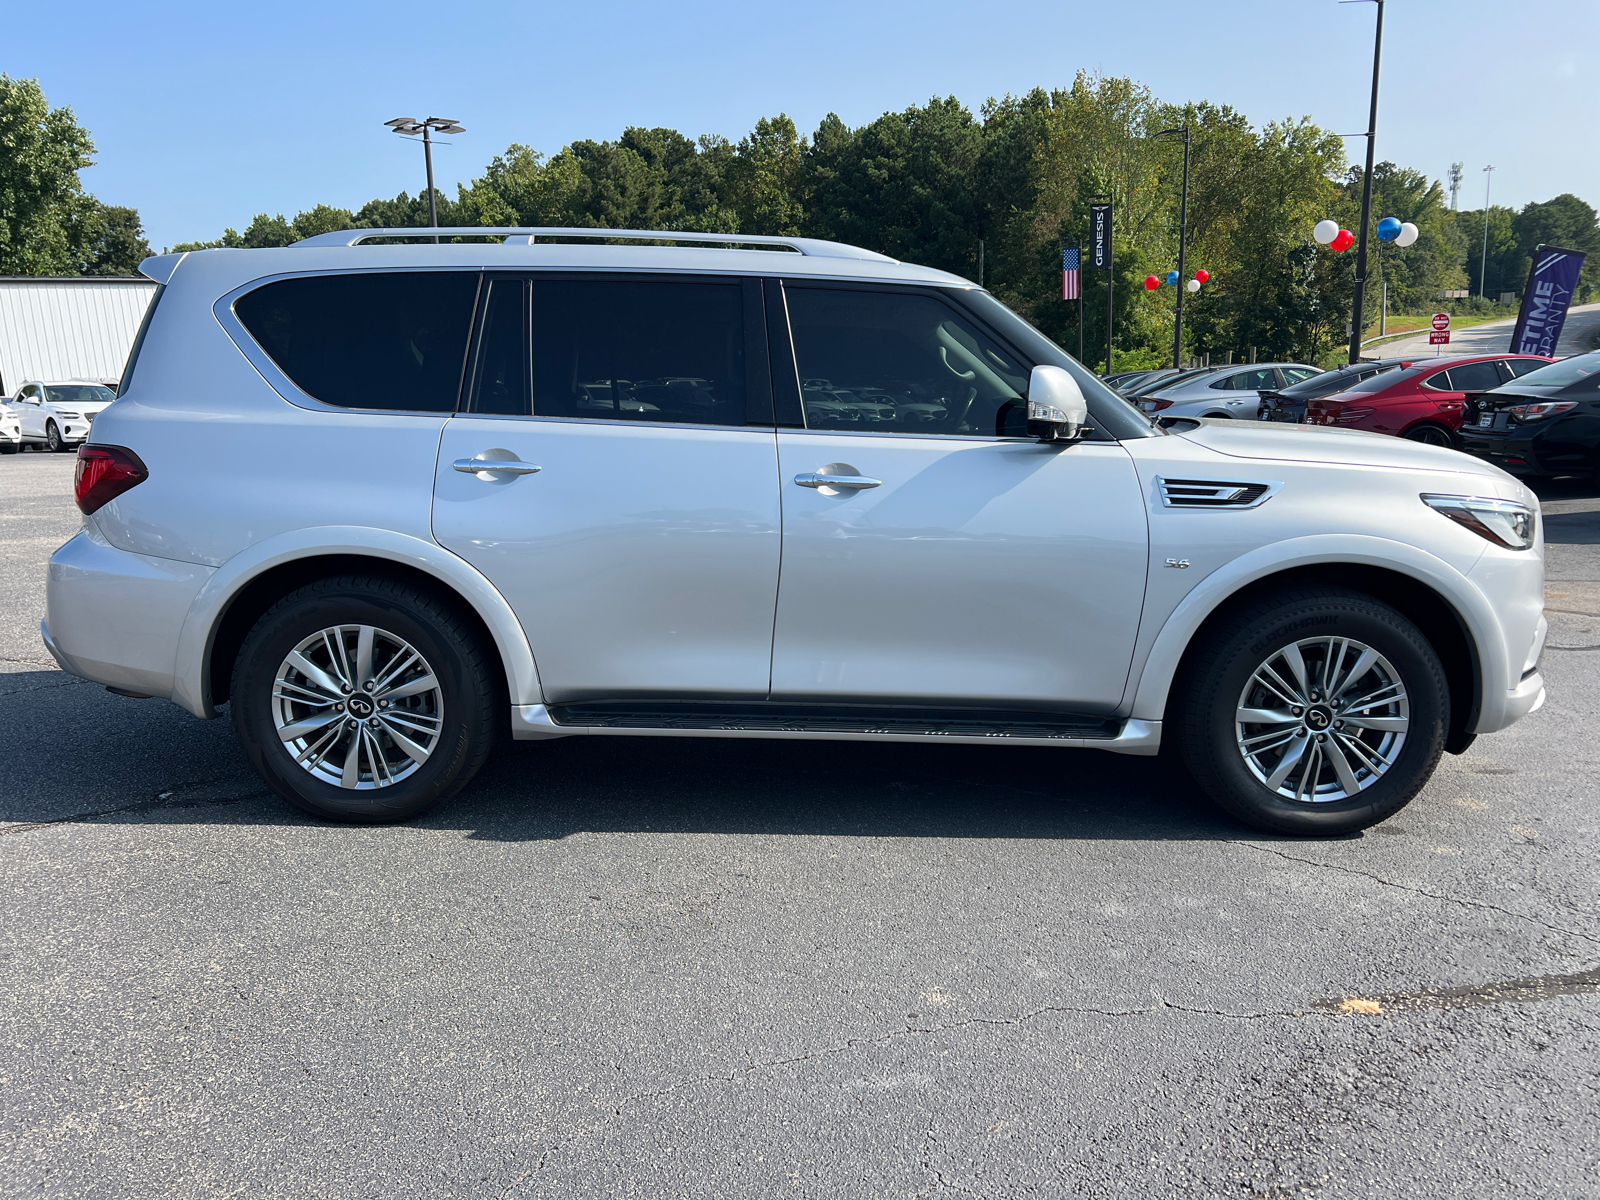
[{"left": 6, "top": 71, "right": 1597, "bottom": 370}]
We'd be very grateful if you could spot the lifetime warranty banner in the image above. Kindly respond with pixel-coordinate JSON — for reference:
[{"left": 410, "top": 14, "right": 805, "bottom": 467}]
[{"left": 1511, "top": 246, "right": 1587, "bottom": 357}]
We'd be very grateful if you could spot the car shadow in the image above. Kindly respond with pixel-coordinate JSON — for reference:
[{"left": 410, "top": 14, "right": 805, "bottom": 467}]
[{"left": 0, "top": 667, "right": 1248, "bottom": 843}]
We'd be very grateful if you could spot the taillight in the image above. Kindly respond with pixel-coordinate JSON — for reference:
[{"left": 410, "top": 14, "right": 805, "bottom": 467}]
[
  {"left": 74, "top": 445, "right": 148, "bottom": 514},
  {"left": 1144, "top": 399, "right": 1174, "bottom": 412},
  {"left": 1509, "top": 401, "right": 1578, "bottom": 423}
]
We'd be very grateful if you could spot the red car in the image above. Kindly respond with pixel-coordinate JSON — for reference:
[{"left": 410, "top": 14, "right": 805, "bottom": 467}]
[{"left": 1304, "top": 353, "right": 1553, "bottom": 444}]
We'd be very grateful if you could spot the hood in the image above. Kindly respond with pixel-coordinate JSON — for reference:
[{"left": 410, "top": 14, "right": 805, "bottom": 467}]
[{"left": 1173, "top": 417, "right": 1501, "bottom": 476}]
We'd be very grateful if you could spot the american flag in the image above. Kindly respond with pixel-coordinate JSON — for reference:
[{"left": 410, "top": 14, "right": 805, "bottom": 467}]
[{"left": 1061, "top": 247, "right": 1080, "bottom": 300}]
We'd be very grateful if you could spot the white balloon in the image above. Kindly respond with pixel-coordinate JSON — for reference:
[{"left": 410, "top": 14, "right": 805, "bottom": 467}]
[
  {"left": 1186, "top": 278, "right": 1201, "bottom": 292},
  {"left": 1395, "top": 222, "right": 1420, "bottom": 247},
  {"left": 1314, "top": 219, "right": 1339, "bottom": 245}
]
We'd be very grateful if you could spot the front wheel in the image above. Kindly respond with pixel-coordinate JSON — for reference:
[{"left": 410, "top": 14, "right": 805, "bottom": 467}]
[
  {"left": 45, "top": 422, "right": 64, "bottom": 453},
  {"left": 231, "top": 575, "right": 497, "bottom": 823},
  {"left": 1174, "top": 588, "right": 1448, "bottom": 836}
]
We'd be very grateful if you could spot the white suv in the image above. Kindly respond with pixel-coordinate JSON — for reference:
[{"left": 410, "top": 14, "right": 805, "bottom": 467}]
[
  {"left": 42, "top": 228, "right": 1547, "bottom": 836},
  {"left": 10, "top": 380, "right": 117, "bottom": 452}
]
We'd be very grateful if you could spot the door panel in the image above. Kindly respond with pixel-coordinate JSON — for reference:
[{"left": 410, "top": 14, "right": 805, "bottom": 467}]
[
  {"left": 770, "top": 432, "right": 1149, "bottom": 711},
  {"left": 434, "top": 419, "right": 781, "bottom": 702}
]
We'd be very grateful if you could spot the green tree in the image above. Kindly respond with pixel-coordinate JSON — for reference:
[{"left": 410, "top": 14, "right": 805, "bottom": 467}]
[
  {"left": 82, "top": 204, "right": 152, "bottom": 274},
  {"left": 0, "top": 75, "right": 96, "bottom": 274},
  {"left": 1513, "top": 193, "right": 1600, "bottom": 301}
]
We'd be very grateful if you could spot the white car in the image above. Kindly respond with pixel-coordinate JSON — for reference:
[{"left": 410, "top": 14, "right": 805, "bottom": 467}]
[
  {"left": 1139, "top": 363, "right": 1321, "bottom": 419},
  {"left": 10, "top": 380, "right": 117, "bottom": 452},
  {"left": 0, "top": 399, "right": 20, "bottom": 452},
  {"left": 41, "top": 228, "right": 1547, "bottom": 837}
]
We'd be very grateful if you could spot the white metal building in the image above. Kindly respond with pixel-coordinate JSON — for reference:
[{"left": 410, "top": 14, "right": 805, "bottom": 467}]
[{"left": 0, "top": 276, "right": 160, "bottom": 394}]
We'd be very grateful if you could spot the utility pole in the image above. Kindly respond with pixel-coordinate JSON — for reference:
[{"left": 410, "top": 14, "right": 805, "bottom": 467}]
[
  {"left": 1347, "top": 0, "right": 1384, "bottom": 366},
  {"left": 1480, "top": 165, "right": 1496, "bottom": 300},
  {"left": 1155, "top": 125, "right": 1191, "bottom": 369}
]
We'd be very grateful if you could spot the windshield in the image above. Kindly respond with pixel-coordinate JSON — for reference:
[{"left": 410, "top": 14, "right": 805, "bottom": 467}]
[
  {"left": 1340, "top": 364, "right": 1429, "bottom": 395},
  {"left": 957, "top": 290, "right": 1160, "bottom": 439},
  {"left": 45, "top": 385, "right": 114, "bottom": 405},
  {"left": 1501, "top": 351, "right": 1600, "bottom": 389}
]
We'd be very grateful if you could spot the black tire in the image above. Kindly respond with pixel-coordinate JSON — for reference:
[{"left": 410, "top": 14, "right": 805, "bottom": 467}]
[
  {"left": 45, "top": 422, "right": 63, "bottom": 452},
  {"left": 1404, "top": 424, "right": 1452, "bottom": 447},
  {"left": 1174, "top": 587, "right": 1448, "bottom": 836},
  {"left": 231, "top": 574, "right": 497, "bottom": 823},
  {"left": 0, "top": 441, "right": 15, "bottom": 454}
]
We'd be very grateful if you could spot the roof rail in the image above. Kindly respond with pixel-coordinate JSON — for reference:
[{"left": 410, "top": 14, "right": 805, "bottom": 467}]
[{"left": 289, "top": 226, "right": 897, "bottom": 262}]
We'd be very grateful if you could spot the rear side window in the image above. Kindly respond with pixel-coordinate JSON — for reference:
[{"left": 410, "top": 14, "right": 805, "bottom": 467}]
[
  {"left": 236, "top": 272, "right": 479, "bottom": 411},
  {"left": 786, "top": 287, "right": 1028, "bottom": 435},
  {"left": 530, "top": 279, "right": 745, "bottom": 426},
  {"left": 1504, "top": 358, "right": 1548, "bottom": 379}
]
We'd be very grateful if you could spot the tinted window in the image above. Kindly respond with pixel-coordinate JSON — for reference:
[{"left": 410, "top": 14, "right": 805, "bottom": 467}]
[
  {"left": 1282, "top": 367, "right": 1319, "bottom": 383},
  {"left": 531, "top": 279, "right": 744, "bottom": 426},
  {"left": 1506, "top": 356, "right": 1579, "bottom": 382},
  {"left": 1345, "top": 364, "right": 1428, "bottom": 394},
  {"left": 1446, "top": 361, "right": 1503, "bottom": 392},
  {"left": 787, "top": 288, "right": 1028, "bottom": 435},
  {"left": 236, "top": 272, "right": 478, "bottom": 411},
  {"left": 470, "top": 279, "right": 529, "bottom": 416},
  {"left": 1213, "top": 368, "right": 1276, "bottom": 391}
]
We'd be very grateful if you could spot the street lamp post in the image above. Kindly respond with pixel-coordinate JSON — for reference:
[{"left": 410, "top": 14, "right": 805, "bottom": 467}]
[
  {"left": 1480, "top": 165, "right": 1496, "bottom": 301},
  {"left": 1347, "top": 0, "right": 1385, "bottom": 365},
  {"left": 1155, "top": 125, "right": 1191, "bottom": 369},
  {"left": 384, "top": 117, "right": 466, "bottom": 239}
]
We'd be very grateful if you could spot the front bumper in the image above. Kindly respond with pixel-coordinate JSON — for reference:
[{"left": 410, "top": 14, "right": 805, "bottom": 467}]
[{"left": 45, "top": 527, "right": 214, "bottom": 699}]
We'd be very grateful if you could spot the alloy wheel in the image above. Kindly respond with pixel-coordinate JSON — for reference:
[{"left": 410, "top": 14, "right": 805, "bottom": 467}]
[
  {"left": 1235, "top": 635, "right": 1409, "bottom": 803},
  {"left": 271, "top": 624, "right": 444, "bottom": 790}
]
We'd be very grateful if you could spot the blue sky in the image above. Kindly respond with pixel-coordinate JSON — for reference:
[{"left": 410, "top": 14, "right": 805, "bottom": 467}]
[{"left": 8, "top": 0, "right": 1597, "bottom": 250}]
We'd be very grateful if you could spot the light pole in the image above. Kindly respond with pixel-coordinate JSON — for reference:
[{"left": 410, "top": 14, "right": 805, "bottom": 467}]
[
  {"left": 1346, "top": 0, "right": 1384, "bottom": 365},
  {"left": 385, "top": 116, "right": 466, "bottom": 237},
  {"left": 1479, "top": 164, "right": 1496, "bottom": 301},
  {"left": 1155, "top": 125, "right": 1191, "bottom": 370}
]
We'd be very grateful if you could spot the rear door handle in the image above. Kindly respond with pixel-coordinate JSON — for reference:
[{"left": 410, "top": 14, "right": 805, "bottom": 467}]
[
  {"left": 454, "top": 453, "right": 541, "bottom": 477},
  {"left": 793, "top": 473, "right": 881, "bottom": 490}
]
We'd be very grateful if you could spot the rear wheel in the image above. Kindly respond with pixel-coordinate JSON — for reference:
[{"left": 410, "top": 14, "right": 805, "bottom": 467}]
[
  {"left": 231, "top": 575, "right": 496, "bottom": 823},
  {"left": 1404, "top": 424, "right": 1452, "bottom": 447},
  {"left": 1175, "top": 588, "right": 1448, "bottom": 836}
]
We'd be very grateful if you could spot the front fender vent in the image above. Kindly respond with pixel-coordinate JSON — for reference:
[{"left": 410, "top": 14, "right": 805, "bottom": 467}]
[{"left": 1156, "top": 476, "right": 1281, "bottom": 509}]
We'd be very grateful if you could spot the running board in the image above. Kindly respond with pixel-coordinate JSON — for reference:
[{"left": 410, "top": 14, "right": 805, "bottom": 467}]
[{"left": 510, "top": 703, "right": 1161, "bottom": 755}]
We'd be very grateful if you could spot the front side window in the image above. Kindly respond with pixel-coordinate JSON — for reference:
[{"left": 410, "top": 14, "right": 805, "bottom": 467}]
[
  {"left": 235, "top": 271, "right": 479, "bottom": 411},
  {"left": 1445, "top": 361, "right": 1502, "bottom": 392},
  {"left": 786, "top": 287, "right": 1028, "bottom": 435},
  {"left": 530, "top": 279, "right": 745, "bottom": 426}
]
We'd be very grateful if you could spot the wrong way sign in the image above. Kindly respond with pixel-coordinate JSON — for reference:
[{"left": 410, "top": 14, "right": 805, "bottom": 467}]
[{"left": 1429, "top": 331, "right": 1451, "bottom": 345}]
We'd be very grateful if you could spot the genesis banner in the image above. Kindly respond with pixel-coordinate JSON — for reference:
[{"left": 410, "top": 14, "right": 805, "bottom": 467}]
[
  {"left": 1510, "top": 246, "right": 1587, "bottom": 357},
  {"left": 1089, "top": 202, "right": 1113, "bottom": 270}
]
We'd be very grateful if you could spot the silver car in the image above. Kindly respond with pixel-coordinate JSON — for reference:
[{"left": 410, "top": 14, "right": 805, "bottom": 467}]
[{"left": 1140, "top": 363, "right": 1321, "bottom": 418}]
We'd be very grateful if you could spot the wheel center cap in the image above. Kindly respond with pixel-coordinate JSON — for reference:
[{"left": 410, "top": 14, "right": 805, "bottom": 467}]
[
  {"left": 1304, "top": 705, "right": 1332, "bottom": 731},
  {"left": 347, "top": 695, "right": 374, "bottom": 718}
]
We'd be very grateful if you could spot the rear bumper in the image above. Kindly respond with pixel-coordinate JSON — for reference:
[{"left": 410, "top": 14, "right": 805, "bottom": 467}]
[{"left": 44, "top": 528, "right": 214, "bottom": 700}]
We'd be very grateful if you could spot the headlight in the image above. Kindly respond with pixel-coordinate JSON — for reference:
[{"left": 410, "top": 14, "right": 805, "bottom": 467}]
[
  {"left": 55, "top": 410, "right": 82, "bottom": 420},
  {"left": 1421, "top": 494, "right": 1536, "bottom": 550}
]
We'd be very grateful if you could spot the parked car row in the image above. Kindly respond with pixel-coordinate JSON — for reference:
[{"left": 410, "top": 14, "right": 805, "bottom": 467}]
[
  {"left": 1, "top": 381, "right": 117, "bottom": 453},
  {"left": 1458, "top": 350, "right": 1600, "bottom": 483}
]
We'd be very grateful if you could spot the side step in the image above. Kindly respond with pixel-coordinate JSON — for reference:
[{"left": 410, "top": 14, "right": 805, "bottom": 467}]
[{"left": 511, "top": 702, "right": 1161, "bottom": 755}]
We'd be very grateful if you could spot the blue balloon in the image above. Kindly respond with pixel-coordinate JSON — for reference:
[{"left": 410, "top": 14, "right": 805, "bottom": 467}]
[
  {"left": 1377, "top": 216, "right": 1402, "bottom": 242},
  {"left": 1165, "top": 270, "right": 1179, "bottom": 285}
]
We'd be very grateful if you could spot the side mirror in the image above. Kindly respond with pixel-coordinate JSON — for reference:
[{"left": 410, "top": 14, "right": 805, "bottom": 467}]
[{"left": 1026, "top": 365, "right": 1089, "bottom": 443}]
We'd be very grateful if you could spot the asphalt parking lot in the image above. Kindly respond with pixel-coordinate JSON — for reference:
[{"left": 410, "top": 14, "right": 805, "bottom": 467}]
[{"left": 2, "top": 447, "right": 1597, "bottom": 1199}]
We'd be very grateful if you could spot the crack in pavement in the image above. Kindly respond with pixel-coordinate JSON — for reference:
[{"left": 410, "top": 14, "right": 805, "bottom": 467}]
[
  {"left": 0, "top": 677, "right": 90, "bottom": 699},
  {"left": 1229, "top": 840, "right": 1600, "bottom": 946},
  {"left": 0, "top": 783, "right": 267, "bottom": 837},
  {"left": 501, "top": 998, "right": 1328, "bottom": 1194}
]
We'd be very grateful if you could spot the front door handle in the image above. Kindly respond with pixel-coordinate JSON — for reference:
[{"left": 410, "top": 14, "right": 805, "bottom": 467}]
[
  {"left": 454, "top": 452, "right": 541, "bottom": 478},
  {"left": 793, "top": 472, "right": 881, "bottom": 490}
]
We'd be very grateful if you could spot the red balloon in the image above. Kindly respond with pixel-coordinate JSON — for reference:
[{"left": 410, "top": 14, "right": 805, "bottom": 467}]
[
  {"left": 1144, "top": 275, "right": 1161, "bottom": 290},
  {"left": 1194, "top": 268, "right": 1210, "bottom": 283},
  {"left": 1331, "top": 229, "right": 1355, "bottom": 252}
]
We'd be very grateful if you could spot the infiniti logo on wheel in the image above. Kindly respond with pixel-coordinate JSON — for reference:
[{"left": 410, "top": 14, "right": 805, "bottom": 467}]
[
  {"left": 347, "top": 695, "right": 374, "bottom": 718},
  {"left": 1305, "top": 707, "right": 1331, "bottom": 730}
]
